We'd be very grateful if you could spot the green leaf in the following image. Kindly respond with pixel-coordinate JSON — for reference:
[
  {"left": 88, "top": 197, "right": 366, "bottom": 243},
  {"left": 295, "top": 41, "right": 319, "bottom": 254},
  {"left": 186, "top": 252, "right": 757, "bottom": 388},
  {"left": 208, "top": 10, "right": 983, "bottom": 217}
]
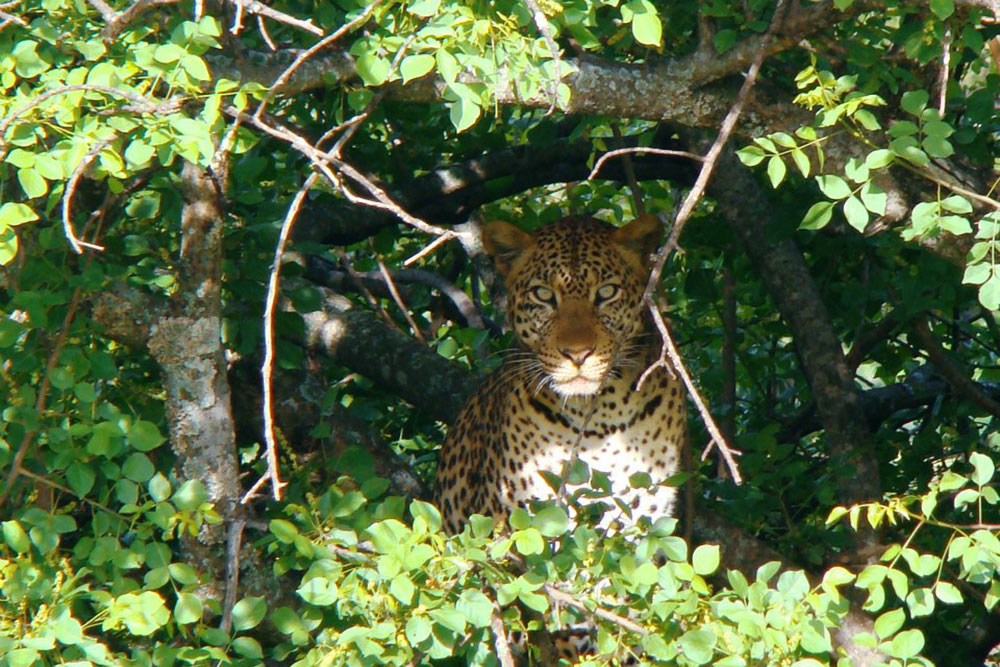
[
  {"left": 513, "top": 528, "right": 545, "bottom": 555},
  {"left": 390, "top": 574, "right": 415, "bottom": 604},
  {"left": 900, "top": 90, "right": 929, "bottom": 116},
  {"left": 173, "top": 479, "right": 208, "bottom": 510},
  {"left": 175, "top": 593, "right": 203, "bottom": 624},
  {"left": 859, "top": 182, "right": 887, "bottom": 215},
  {"left": 447, "top": 93, "right": 481, "bottom": 133},
  {"left": 232, "top": 597, "right": 267, "bottom": 631},
  {"left": 970, "top": 452, "right": 995, "bottom": 486},
  {"left": 631, "top": 10, "right": 662, "bottom": 47},
  {"left": 979, "top": 274, "right": 1000, "bottom": 311},
  {"left": 410, "top": 499, "right": 442, "bottom": 532},
  {"left": 532, "top": 505, "right": 569, "bottom": 537},
  {"left": 2, "top": 520, "right": 31, "bottom": 552},
  {"left": 713, "top": 29, "right": 737, "bottom": 54},
  {"left": 940, "top": 194, "right": 972, "bottom": 214},
  {"left": 889, "top": 137, "right": 930, "bottom": 166},
  {"left": 692, "top": 544, "right": 720, "bottom": 575},
  {"left": 124, "top": 140, "right": 155, "bottom": 167},
  {"left": 934, "top": 581, "right": 963, "bottom": 604},
  {"left": 735, "top": 145, "right": 766, "bottom": 167},
  {"left": 800, "top": 201, "right": 834, "bottom": 230},
  {"left": 456, "top": 589, "right": 494, "bottom": 628},
  {"left": 232, "top": 636, "right": 263, "bottom": 659},
  {"left": 0, "top": 202, "right": 39, "bottom": 228},
  {"left": 180, "top": 55, "right": 210, "bottom": 81},
  {"left": 790, "top": 148, "right": 810, "bottom": 178},
  {"left": 123, "top": 452, "right": 155, "bottom": 482},
  {"left": 407, "top": 0, "right": 440, "bottom": 17},
  {"left": 400, "top": 54, "right": 435, "bottom": 83},
  {"left": 865, "top": 149, "right": 894, "bottom": 169},
  {"left": 930, "top": 0, "right": 954, "bottom": 19},
  {"left": 767, "top": 155, "right": 787, "bottom": 188},
  {"left": 356, "top": 53, "right": 392, "bottom": 86},
  {"left": 888, "top": 628, "right": 924, "bottom": 659},
  {"left": 148, "top": 473, "right": 172, "bottom": 502},
  {"left": 874, "top": 608, "right": 904, "bottom": 639},
  {"left": 270, "top": 519, "right": 299, "bottom": 543},
  {"left": 66, "top": 461, "right": 96, "bottom": 496},
  {"left": 843, "top": 195, "right": 869, "bottom": 232},
  {"left": 12, "top": 41, "right": 50, "bottom": 78},
  {"left": 906, "top": 587, "right": 935, "bottom": 617},
  {"left": 127, "top": 420, "right": 166, "bottom": 451},
  {"left": 405, "top": 615, "right": 432, "bottom": 644},
  {"left": 18, "top": 168, "right": 48, "bottom": 199},
  {"left": 816, "top": 174, "right": 852, "bottom": 199},
  {"left": 922, "top": 135, "right": 954, "bottom": 159},
  {"left": 679, "top": 627, "right": 717, "bottom": 664},
  {"left": 923, "top": 119, "right": 954, "bottom": 138},
  {"left": 854, "top": 108, "right": 881, "bottom": 131}
]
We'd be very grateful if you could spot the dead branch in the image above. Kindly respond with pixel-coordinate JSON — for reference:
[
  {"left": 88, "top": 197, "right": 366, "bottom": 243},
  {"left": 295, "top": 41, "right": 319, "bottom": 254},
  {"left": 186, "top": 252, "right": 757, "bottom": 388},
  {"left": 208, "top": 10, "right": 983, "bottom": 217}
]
[
  {"left": 636, "top": 0, "right": 788, "bottom": 482},
  {"left": 62, "top": 138, "right": 113, "bottom": 254},
  {"left": 228, "top": 0, "right": 323, "bottom": 37}
]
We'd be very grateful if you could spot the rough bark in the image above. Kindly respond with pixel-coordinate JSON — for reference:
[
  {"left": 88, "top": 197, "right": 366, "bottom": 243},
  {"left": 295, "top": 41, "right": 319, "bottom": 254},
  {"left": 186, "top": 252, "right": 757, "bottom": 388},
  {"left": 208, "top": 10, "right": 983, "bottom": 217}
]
[{"left": 291, "top": 282, "right": 483, "bottom": 425}]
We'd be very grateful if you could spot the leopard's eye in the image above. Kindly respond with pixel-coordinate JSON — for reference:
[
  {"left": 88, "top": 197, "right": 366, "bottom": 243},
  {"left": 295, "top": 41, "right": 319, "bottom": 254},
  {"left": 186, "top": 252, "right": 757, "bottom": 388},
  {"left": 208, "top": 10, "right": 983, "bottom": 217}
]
[
  {"left": 595, "top": 284, "right": 620, "bottom": 304},
  {"left": 531, "top": 285, "right": 556, "bottom": 305}
]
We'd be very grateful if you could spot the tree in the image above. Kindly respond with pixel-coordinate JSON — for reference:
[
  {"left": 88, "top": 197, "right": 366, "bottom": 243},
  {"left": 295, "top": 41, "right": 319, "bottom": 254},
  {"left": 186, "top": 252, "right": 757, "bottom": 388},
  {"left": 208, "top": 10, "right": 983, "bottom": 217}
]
[{"left": 2, "top": 0, "right": 1000, "bottom": 664}]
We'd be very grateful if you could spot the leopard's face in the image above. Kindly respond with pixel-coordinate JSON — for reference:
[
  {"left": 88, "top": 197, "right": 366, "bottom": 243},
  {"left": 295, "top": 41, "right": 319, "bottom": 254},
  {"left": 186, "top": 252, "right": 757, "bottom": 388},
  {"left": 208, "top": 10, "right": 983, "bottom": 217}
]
[{"left": 483, "top": 215, "right": 661, "bottom": 397}]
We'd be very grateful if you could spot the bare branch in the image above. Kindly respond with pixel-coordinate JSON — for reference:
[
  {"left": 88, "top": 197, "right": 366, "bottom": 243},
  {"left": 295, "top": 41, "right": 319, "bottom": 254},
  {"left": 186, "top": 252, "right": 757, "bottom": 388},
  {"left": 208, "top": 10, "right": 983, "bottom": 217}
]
[
  {"left": 98, "top": 0, "right": 184, "bottom": 42},
  {"left": 588, "top": 146, "right": 703, "bottom": 181},
  {"left": 62, "top": 138, "right": 113, "bottom": 254},
  {"left": 522, "top": 0, "right": 561, "bottom": 115},
  {"left": 250, "top": 171, "right": 320, "bottom": 503}
]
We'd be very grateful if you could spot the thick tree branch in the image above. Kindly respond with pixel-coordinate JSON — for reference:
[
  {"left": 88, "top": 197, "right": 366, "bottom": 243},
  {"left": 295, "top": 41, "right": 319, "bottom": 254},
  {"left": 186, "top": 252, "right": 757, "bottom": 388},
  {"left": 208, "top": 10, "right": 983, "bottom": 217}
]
[
  {"left": 703, "top": 143, "right": 882, "bottom": 556},
  {"left": 292, "top": 134, "right": 698, "bottom": 246}
]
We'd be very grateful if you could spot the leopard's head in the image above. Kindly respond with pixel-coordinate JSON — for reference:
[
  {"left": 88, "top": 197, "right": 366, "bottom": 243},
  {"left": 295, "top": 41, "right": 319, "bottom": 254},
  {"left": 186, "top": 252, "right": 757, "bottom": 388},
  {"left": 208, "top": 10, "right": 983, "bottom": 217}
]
[{"left": 483, "top": 214, "right": 661, "bottom": 397}]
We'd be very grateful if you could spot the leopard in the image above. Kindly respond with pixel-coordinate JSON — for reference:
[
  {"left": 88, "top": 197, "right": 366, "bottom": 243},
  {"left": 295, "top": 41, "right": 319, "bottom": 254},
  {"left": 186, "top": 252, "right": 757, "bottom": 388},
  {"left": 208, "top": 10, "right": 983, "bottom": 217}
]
[{"left": 434, "top": 213, "right": 687, "bottom": 535}]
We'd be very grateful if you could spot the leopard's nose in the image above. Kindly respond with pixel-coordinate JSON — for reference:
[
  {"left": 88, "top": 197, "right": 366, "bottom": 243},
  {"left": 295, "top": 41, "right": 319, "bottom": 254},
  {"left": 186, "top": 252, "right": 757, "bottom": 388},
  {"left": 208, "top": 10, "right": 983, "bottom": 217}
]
[{"left": 560, "top": 347, "right": 593, "bottom": 366}]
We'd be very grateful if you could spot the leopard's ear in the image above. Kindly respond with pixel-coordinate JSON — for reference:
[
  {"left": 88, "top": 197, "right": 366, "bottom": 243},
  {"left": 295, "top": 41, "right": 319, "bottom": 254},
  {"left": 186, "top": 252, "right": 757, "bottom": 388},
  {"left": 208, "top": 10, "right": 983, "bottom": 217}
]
[
  {"left": 611, "top": 214, "right": 662, "bottom": 268},
  {"left": 482, "top": 221, "right": 535, "bottom": 277}
]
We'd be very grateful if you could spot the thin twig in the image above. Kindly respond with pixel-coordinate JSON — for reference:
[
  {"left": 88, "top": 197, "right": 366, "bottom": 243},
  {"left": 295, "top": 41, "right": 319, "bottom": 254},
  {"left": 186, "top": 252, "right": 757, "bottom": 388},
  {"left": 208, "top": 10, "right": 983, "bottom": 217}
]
[
  {"left": 611, "top": 122, "right": 646, "bottom": 216},
  {"left": 0, "top": 9, "right": 26, "bottom": 26},
  {"left": 649, "top": 307, "right": 743, "bottom": 484},
  {"left": 253, "top": 0, "right": 385, "bottom": 121},
  {"left": 62, "top": 138, "right": 114, "bottom": 254},
  {"left": 522, "top": 0, "right": 562, "bottom": 115},
  {"left": 19, "top": 468, "right": 129, "bottom": 519},
  {"left": 229, "top": 0, "right": 323, "bottom": 37},
  {"left": 542, "top": 583, "right": 647, "bottom": 636},
  {"left": 403, "top": 232, "right": 457, "bottom": 265},
  {"left": 257, "top": 14, "right": 277, "bottom": 50},
  {"left": 378, "top": 258, "right": 427, "bottom": 345},
  {"left": 938, "top": 27, "right": 952, "bottom": 117},
  {"left": 0, "top": 288, "right": 83, "bottom": 509},
  {"left": 636, "top": 0, "right": 788, "bottom": 484},
  {"left": 588, "top": 147, "right": 704, "bottom": 181},
  {"left": 246, "top": 171, "right": 321, "bottom": 504}
]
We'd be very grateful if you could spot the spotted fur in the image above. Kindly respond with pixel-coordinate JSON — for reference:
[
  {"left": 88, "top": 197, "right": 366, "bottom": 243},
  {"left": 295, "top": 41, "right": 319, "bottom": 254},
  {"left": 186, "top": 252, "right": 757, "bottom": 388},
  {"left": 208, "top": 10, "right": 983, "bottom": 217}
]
[{"left": 434, "top": 214, "right": 687, "bottom": 534}]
